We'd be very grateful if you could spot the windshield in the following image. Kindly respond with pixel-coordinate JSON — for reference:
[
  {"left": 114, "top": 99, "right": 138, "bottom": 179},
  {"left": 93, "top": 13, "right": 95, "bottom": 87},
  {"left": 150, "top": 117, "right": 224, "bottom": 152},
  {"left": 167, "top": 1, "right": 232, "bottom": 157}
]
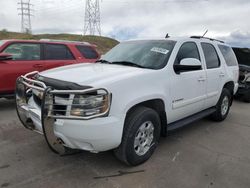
[{"left": 101, "top": 40, "right": 176, "bottom": 69}]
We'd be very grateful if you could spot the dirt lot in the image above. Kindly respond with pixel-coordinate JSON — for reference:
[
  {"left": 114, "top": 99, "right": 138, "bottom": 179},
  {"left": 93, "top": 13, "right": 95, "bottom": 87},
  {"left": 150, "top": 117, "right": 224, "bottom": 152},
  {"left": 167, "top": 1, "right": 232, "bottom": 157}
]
[{"left": 0, "top": 99, "right": 250, "bottom": 188}]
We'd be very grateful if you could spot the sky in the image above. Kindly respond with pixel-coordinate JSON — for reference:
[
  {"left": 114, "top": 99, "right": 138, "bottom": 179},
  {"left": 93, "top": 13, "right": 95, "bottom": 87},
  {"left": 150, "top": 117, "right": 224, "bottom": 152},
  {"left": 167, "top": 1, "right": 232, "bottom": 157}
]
[{"left": 0, "top": 0, "right": 250, "bottom": 47}]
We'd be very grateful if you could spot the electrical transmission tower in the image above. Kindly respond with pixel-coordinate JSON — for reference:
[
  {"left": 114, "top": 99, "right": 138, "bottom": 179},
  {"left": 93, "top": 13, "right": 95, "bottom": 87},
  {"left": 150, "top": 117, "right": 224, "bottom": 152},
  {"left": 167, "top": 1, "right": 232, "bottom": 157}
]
[
  {"left": 84, "top": 0, "right": 101, "bottom": 36},
  {"left": 18, "top": 0, "right": 33, "bottom": 34}
]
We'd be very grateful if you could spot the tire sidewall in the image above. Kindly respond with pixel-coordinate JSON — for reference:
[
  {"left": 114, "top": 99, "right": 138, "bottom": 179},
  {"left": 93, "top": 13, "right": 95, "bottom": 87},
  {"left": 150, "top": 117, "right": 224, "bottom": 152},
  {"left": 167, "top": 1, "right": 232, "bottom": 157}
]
[
  {"left": 217, "top": 89, "right": 232, "bottom": 120},
  {"left": 126, "top": 109, "right": 161, "bottom": 166}
]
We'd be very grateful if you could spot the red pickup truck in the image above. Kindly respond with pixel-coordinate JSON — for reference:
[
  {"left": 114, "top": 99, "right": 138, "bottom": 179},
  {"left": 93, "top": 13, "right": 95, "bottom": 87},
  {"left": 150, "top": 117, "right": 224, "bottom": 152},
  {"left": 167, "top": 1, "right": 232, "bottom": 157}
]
[{"left": 0, "top": 39, "right": 100, "bottom": 98}]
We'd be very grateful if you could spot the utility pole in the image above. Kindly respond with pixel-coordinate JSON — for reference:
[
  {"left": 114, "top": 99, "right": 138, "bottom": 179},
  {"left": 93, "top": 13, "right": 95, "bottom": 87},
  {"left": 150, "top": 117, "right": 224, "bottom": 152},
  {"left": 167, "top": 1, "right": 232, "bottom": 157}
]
[
  {"left": 18, "top": 0, "right": 33, "bottom": 34},
  {"left": 84, "top": 0, "right": 101, "bottom": 36}
]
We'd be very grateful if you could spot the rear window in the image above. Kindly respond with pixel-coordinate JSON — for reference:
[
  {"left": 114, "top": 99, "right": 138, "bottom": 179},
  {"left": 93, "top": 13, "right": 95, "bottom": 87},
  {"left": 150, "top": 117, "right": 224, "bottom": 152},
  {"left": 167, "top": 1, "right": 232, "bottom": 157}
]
[
  {"left": 44, "top": 44, "right": 74, "bottom": 60},
  {"left": 3, "top": 43, "right": 41, "bottom": 60},
  {"left": 201, "top": 43, "right": 220, "bottom": 69},
  {"left": 218, "top": 45, "right": 238, "bottom": 66},
  {"left": 76, "top": 45, "right": 98, "bottom": 59}
]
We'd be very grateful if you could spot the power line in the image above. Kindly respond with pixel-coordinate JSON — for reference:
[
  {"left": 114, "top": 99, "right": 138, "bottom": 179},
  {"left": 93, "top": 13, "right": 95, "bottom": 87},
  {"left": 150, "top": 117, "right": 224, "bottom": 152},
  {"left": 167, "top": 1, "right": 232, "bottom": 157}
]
[
  {"left": 84, "top": 0, "right": 101, "bottom": 36},
  {"left": 18, "top": 0, "right": 34, "bottom": 34}
]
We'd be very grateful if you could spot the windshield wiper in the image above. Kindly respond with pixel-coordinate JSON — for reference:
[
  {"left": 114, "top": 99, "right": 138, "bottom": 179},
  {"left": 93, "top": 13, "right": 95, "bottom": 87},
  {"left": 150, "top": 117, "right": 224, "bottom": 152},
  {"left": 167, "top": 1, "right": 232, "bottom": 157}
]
[
  {"left": 96, "top": 59, "right": 147, "bottom": 69},
  {"left": 111, "top": 61, "right": 146, "bottom": 68},
  {"left": 95, "top": 59, "right": 112, "bottom": 64}
]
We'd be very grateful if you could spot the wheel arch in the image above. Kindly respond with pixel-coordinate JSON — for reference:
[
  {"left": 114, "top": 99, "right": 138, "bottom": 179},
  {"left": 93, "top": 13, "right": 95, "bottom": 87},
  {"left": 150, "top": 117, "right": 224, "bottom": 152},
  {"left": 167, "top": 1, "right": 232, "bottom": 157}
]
[
  {"left": 125, "top": 99, "right": 168, "bottom": 137},
  {"left": 223, "top": 81, "right": 234, "bottom": 105}
]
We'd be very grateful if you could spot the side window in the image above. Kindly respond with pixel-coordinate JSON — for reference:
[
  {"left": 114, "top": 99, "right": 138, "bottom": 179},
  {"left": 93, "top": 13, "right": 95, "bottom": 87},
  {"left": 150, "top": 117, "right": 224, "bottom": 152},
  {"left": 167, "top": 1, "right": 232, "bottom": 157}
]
[
  {"left": 44, "top": 44, "right": 74, "bottom": 60},
  {"left": 3, "top": 43, "right": 41, "bottom": 60},
  {"left": 76, "top": 45, "right": 98, "bottom": 59},
  {"left": 218, "top": 45, "right": 238, "bottom": 66},
  {"left": 201, "top": 43, "right": 220, "bottom": 69},
  {"left": 175, "top": 42, "right": 200, "bottom": 64}
]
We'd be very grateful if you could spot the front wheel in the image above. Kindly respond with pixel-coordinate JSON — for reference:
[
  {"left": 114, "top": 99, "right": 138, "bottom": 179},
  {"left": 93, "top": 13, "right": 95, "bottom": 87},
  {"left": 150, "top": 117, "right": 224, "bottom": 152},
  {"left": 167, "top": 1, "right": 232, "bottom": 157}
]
[
  {"left": 211, "top": 88, "right": 232, "bottom": 121},
  {"left": 114, "top": 106, "right": 161, "bottom": 166}
]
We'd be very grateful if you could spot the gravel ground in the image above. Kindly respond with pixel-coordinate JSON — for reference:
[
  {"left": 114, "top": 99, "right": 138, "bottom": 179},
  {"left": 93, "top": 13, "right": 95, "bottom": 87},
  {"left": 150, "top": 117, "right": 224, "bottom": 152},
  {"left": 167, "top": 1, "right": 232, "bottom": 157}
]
[{"left": 0, "top": 99, "right": 250, "bottom": 188}]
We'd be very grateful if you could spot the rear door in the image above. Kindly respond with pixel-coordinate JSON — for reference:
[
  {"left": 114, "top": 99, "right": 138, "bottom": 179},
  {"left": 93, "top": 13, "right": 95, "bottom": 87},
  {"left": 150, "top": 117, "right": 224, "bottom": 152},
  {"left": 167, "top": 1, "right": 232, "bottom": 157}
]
[
  {"left": 43, "top": 43, "right": 77, "bottom": 70},
  {"left": 0, "top": 42, "right": 43, "bottom": 93},
  {"left": 201, "top": 43, "right": 225, "bottom": 108}
]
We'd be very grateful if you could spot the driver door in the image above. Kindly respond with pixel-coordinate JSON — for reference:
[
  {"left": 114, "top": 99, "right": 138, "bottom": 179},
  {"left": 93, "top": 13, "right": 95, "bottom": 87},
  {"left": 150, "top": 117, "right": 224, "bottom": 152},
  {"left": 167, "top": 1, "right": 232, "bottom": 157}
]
[
  {"left": 1, "top": 42, "right": 43, "bottom": 93},
  {"left": 169, "top": 42, "right": 206, "bottom": 123}
]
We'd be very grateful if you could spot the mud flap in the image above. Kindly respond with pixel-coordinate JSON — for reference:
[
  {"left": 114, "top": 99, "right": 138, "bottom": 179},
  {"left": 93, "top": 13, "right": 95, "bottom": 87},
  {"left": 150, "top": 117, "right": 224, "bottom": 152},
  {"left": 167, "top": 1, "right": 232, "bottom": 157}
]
[{"left": 16, "top": 78, "right": 35, "bottom": 130}]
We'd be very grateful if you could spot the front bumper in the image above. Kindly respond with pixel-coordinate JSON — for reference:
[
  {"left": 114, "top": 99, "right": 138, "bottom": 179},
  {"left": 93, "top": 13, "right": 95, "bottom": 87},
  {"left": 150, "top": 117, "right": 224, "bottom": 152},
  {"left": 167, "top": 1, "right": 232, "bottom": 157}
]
[{"left": 16, "top": 72, "right": 122, "bottom": 154}]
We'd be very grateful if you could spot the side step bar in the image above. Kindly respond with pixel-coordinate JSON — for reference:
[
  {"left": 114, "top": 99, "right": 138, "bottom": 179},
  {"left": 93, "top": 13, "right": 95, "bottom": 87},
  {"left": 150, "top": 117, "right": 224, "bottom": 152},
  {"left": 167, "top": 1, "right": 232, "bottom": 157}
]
[{"left": 167, "top": 107, "right": 216, "bottom": 131}]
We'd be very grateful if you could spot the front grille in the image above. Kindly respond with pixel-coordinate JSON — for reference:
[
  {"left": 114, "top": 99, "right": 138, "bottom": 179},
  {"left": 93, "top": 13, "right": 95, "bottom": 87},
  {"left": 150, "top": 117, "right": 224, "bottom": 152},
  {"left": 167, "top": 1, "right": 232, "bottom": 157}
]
[
  {"left": 53, "top": 104, "right": 67, "bottom": 116},
  {"left": 52, "top": 94, "right": 70, "bottom": 116}
]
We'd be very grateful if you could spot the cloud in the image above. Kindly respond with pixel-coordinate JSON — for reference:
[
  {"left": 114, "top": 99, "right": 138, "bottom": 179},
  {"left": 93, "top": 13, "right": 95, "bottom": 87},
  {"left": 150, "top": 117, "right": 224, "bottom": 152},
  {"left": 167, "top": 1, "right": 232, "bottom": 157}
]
[
  {"left": 0, "top": 0, "right": 250, "bottom": 48},
  {"left": 219, "top": 31, "right": 250, "bottom": 48}
]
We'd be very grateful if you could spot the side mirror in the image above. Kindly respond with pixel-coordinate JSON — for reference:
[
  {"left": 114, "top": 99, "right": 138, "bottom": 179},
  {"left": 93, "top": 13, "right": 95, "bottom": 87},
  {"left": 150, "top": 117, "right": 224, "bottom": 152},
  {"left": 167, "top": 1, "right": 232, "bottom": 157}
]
[
  {"left": 174, "top": 58, "right": 202, "bottom": 73},
  {"left": 0, "top": 53, "right": 13, "bottom": 61}
]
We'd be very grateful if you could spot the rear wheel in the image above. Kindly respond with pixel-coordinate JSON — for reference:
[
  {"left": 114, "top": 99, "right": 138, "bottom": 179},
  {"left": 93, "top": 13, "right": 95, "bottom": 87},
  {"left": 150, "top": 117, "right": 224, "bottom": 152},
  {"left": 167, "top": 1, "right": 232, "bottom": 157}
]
[
  {"left": 114, "top": 106, "right": 161, "bottom": 166},
  {"left": 211, "top": 88, "right": 232, "bottom": 121}
]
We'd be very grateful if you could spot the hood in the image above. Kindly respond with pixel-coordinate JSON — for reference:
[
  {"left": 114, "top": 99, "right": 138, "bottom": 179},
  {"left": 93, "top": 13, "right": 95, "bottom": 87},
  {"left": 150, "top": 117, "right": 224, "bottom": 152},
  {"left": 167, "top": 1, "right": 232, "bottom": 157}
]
[{"left": 39, "top": 63, "right": 151, "bottom": 87}]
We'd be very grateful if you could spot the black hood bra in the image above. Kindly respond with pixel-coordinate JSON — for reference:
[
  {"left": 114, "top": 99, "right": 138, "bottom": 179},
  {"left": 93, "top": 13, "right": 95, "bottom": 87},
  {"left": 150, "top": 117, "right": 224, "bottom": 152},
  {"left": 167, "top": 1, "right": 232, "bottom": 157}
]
[{"left": 35, "top": 75, "right": 92, "bottom": 90}]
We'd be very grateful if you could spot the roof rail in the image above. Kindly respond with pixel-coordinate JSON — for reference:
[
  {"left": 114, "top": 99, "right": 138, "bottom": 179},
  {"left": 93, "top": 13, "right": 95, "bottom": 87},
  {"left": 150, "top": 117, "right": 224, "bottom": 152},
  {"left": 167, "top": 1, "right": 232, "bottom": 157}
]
[
  {"left": 39, "top": 39, "right": 91, "bottom": 45},
  {"left": 190, "top": 36, "right": 224, "bottom": 43}
]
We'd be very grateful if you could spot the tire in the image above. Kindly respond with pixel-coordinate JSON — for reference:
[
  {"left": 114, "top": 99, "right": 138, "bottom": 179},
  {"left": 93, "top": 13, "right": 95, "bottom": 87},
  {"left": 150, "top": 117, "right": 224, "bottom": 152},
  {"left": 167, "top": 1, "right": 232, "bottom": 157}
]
[
  {"left": 114, "top": 106, "right": 161, "bottom": 166},
  {"left": 211, "top": 88, "right": 232, "bottom": 122}
]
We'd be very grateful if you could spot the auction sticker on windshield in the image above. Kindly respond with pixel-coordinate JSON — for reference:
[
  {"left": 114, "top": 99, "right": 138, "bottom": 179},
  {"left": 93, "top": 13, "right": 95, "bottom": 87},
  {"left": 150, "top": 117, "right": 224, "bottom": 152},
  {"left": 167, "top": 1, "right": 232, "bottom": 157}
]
[{"left": 151, "top": 47, "right": 169, "bottom": 55}]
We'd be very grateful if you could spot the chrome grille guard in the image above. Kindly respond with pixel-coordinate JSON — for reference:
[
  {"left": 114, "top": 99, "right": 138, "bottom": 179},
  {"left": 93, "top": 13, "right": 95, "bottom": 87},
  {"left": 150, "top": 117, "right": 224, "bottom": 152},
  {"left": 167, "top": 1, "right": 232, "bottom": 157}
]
[{"left": 16, "top": 71, "right": 111, "bottom": 155}]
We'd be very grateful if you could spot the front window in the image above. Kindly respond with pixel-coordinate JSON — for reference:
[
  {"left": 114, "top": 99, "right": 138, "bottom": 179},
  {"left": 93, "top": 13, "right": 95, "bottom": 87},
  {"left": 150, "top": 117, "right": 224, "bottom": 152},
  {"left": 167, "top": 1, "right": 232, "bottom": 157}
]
[
  {"left": 174, "top": 42, "right": 200, "bottom": 64},
  {"left": 3, "top": 43, "right": 41, "bottom": 60},
  {"left": 101, "top": 40, "right": 176, "bottom": 69}
]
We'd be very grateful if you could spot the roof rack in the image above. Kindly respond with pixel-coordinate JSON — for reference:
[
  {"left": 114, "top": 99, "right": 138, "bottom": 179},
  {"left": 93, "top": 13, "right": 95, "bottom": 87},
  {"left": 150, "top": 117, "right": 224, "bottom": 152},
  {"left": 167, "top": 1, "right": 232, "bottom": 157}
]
[
  {"left": 190, "top": 36, "right": 224, "bottom": 43},
  {"left": 39, "top": 39, "right": 91, "bottom": 45}
]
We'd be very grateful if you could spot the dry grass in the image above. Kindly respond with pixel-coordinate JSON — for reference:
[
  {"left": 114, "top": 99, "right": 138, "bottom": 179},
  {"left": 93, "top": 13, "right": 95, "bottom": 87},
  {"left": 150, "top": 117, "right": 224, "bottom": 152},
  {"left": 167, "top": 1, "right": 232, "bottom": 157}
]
[{"left": 0, "top": 31, "right": 119, "bottom": 54}]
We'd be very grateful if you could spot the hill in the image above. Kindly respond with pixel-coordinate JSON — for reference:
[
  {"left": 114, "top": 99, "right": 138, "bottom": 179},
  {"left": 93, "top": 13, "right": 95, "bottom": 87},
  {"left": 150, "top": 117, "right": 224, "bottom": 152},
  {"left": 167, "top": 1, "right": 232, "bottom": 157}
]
[{"left": 0, "top": 31, "right": 119, "bottom": 54}]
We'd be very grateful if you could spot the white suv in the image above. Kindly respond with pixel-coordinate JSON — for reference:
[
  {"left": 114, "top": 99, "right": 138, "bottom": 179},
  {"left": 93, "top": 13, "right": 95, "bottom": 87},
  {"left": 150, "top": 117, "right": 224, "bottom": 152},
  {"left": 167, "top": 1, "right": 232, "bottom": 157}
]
[{"left": 16, "top": 36, "right": 239, "bottom": 166}]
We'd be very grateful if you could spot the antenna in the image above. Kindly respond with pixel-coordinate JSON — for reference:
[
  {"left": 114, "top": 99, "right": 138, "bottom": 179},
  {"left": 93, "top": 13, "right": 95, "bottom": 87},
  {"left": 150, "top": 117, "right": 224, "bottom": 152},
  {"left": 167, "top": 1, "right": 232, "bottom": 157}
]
[
  {"left": 18, "top": 0, "right": 34, "bottom": 34},
  {"left": 84, "top": 0, "right": 101, "bottom": 36},
  {"left": 202, "top": 30, "right": 208, "bottom": 37}
]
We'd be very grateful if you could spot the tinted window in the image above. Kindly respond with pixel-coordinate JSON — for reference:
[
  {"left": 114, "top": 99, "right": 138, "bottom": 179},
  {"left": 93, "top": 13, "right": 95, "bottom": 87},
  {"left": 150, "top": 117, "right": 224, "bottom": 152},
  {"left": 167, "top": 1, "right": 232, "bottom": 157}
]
[
  {"left": 219, "top": 45, "right": 238, "bottom": 66},
  {"left": 44, "top": 44, "right": 74, "bottom": 60},
  {"left": 76, "top": 45, "right": 98, "bottom": 59},
  {"left": 201, "top": 43, "right": 220, "bottom": 69},
  {"left": 175, "top": 42, "right": 200, "bottom": 64},
  {"left": 3, "top": 43, "right": 41, "bottom": 60}
]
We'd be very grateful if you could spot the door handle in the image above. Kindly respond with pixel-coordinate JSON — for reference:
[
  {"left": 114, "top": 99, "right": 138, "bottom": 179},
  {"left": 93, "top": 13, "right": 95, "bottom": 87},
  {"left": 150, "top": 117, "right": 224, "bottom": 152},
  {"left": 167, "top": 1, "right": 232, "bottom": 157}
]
[
  {"left": 219, "top": 72, "right": 225, "bottom": 77},
  {"left": 33, "top": 64, "right": 43, "bottom": 68},
  {"left": 198, "top": 77, "right": 206, "bottom": 82}
]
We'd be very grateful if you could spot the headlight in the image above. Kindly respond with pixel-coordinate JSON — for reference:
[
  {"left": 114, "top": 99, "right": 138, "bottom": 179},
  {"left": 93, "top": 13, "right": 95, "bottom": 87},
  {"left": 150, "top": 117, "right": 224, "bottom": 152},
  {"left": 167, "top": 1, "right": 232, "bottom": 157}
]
[{"left": 70, "top": 92, "right": 110, "bottom": 118}]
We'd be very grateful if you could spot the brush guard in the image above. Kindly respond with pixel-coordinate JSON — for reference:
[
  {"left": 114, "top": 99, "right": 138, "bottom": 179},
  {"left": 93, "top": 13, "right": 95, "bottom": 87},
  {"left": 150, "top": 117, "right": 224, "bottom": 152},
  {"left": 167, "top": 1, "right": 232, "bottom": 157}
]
[{"left": 16, "top": 71, "right": 111, "bottom": 155}]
